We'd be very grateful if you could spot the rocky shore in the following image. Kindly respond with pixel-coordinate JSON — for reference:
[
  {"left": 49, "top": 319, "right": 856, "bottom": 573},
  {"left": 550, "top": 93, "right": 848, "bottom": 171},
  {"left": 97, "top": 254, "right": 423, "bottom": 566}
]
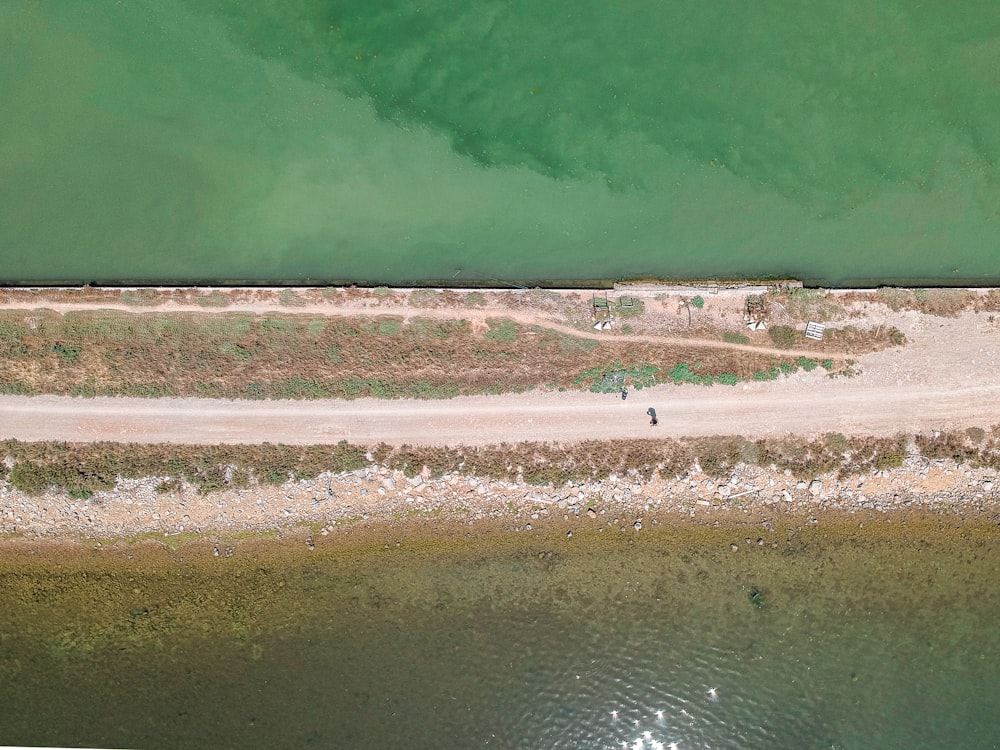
[{"left": 3, "top": 446, "right": 998, "bottom": 544}]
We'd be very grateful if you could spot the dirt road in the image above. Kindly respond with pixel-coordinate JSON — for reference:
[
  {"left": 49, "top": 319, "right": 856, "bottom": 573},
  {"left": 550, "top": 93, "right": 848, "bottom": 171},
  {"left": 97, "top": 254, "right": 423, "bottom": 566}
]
[{"left": 0, "top": 373, "right": 994, "bottom": 447}]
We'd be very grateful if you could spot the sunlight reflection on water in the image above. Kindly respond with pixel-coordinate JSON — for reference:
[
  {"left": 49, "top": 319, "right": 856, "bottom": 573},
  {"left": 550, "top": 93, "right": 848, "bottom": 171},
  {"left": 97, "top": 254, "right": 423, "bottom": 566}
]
[{"left": 0, "top": 524, "right": 998, "bottom": 748}]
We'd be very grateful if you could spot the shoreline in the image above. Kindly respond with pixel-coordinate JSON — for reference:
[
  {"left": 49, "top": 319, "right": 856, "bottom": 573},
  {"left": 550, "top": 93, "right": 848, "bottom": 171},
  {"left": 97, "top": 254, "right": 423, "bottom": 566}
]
[
  {"left": 2, "top": 278, "right": 1000, "bottom": 300},
  {"left": 2, "top": 445, "right": 998, "bottom": 547}
]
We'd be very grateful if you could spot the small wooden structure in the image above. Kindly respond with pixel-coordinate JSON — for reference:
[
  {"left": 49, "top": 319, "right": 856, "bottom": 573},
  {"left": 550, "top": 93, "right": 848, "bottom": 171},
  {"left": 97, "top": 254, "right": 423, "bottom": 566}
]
[
  {"left": 590, "top": 292, "right": 612, "bottom": 330},
  {"left": 592, "top": 293, "right": 611, "bottom": 323}
]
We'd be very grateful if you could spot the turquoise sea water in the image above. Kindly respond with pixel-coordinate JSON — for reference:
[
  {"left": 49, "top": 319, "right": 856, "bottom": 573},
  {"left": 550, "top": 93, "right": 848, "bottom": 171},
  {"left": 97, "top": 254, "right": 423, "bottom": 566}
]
[
  {"left": 1, "top": 523, "right": 998, "bottom": 748},
  {"left": 2, "top": 1, "right": 1000, "bottom": 285}
]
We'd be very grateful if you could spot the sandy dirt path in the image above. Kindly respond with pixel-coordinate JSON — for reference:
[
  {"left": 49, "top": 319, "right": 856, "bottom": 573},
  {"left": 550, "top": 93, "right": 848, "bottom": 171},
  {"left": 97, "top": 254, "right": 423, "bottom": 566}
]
[
  {"left": 0, "top": 295, "right": 996, "bottom": 447},
  {"left": 0, "top": 376, "right": 995, "bottom": 447}
]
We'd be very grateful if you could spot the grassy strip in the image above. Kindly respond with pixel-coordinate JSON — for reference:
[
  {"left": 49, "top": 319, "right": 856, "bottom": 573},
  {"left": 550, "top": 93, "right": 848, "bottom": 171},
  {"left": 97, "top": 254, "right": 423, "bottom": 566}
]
[
  {"left": 0, "top": 310, "right": 820, "bottom": 400},
  {"left": 1, "top": 440, "right": 367, "bottom": 498},
  {"left": 0, "top": 432, "right": 921, "bottom": 499},
  {"left": 572, "top": 355, "right": 850, "bottom": 393}
]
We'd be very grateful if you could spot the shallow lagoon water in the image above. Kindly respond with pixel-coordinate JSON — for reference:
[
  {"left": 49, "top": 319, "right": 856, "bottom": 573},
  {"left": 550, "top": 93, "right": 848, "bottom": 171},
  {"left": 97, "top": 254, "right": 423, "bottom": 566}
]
[
  {"left": 3, "top": 1, "right": 1000, "bottom": 285},
  {"left": 1, "top": 520, "right": 998, "bottom": 748}
]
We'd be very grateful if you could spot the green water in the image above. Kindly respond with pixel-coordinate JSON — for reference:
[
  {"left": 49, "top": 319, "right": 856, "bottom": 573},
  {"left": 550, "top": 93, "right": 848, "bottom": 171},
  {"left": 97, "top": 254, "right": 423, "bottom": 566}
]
[
  {"left": 1, "top": 522, "right": 998, "bottom": 748},
  {"left": 2, "top": 1, "right": 1000, "bottom": 285}
]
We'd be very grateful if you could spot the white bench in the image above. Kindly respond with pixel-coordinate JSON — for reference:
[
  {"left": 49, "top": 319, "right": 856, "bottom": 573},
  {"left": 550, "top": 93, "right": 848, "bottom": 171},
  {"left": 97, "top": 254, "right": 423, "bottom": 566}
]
[{"left": 804, "top": 321, "right": 826, "bottom": 340}]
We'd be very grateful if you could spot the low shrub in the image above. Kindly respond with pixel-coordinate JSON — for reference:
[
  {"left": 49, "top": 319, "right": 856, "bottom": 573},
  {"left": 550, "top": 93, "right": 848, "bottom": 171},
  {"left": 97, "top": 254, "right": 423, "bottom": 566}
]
[
  {"left": 966, "top": 426, "right": 986, "bottom": 444},
  {"left": 616, "top": 298, "right": 646, "bottom": 317},
  {"left": 783, "top": 288, "right": 843, "bottom": 322},
  {"left": 51, "top": 343, "right": 81, "bottom": 362},
  {"left": 914, "top": 431, "right": 979, "bottom": 464},
  {"left": 795, "top": 356, "right": 818, "bottom": 372},
  {"left": 768, "top": 325, "right": 797, "bottom": 349}
]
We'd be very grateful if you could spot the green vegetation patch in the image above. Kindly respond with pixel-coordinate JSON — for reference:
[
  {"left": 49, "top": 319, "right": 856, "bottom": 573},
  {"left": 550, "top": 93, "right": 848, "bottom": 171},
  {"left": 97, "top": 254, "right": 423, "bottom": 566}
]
[
  {"left": 484, "top": 318, "right": 519, "bottom": 343},
  {"left": 376, "top": 319, "right": 402, "bottom": 336},
  {"left": 574, "top": 360, "right": 659, "bottom": 392},
  {"left": 51, "top": 343, "right": 81, "bottom": 362},
  {"left": 768, "top": 325, "right": 797, "bottom": 349},
  {"left": 529, "top": 326, "right": 599, "bottom": 353},
  {"left": 876, "top": 287, "right": 973, "bottom": 317},
  {"left": 795, "top": 356, "right": 818, "bottom": 372},
  {"left": 615, "top": 297, "right": 645, "bottom": 317},
  {"left": 782, "top": 288, "right": 843, "bottom": 322}
]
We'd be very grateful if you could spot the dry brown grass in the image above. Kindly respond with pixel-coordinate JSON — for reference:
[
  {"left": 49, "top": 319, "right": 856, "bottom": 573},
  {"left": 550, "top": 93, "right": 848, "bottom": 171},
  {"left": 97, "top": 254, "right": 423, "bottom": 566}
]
[
  {"left": 0, "top": 310, "right": 810, "bottom": 399},
  {"left": 836, "top": 288, "right": 977, "bottom": 317},
  {"left": 0, "top": 432, "right": 921, "bottom": 498}
]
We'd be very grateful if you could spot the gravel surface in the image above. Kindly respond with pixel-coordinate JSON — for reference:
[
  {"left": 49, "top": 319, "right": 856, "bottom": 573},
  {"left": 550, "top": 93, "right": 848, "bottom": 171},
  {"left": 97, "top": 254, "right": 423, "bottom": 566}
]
[{"left": 2, "top": 449, "right": 997, "bottom": 541}]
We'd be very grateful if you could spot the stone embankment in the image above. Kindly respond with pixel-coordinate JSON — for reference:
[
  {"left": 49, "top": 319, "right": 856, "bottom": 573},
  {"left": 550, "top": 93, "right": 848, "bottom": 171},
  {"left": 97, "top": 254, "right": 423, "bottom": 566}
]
[{"left": 1, "top": 451, "right": 998, "bottom": 542}]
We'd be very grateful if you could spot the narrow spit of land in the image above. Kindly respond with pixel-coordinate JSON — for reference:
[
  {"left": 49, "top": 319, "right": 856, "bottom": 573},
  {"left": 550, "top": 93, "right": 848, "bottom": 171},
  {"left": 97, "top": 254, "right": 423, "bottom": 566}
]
[
  {"left": 0, "top": 285, "right": 996, "bottom": 446},
  {"left": 1, "top": 284, "right": 1000, "bottom": 544}
]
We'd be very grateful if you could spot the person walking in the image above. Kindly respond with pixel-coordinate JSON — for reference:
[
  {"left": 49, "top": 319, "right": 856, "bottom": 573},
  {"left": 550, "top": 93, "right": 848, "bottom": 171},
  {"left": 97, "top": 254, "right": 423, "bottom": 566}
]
[{"left": 646, "top": 407, "right": 658, "bottom": 426}]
